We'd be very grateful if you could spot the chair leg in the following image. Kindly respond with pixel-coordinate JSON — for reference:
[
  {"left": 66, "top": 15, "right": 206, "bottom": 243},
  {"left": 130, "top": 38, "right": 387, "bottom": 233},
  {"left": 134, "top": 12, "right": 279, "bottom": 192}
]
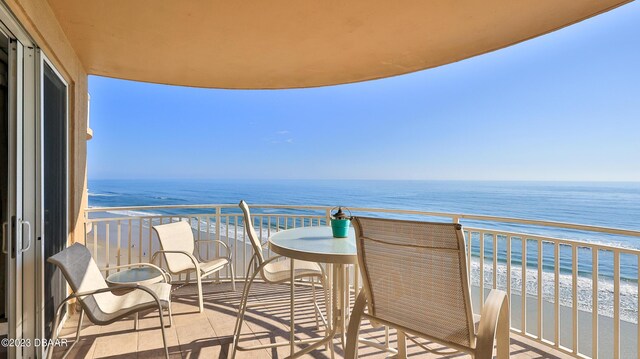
[
  {"left": 166, "top": 304, "right": 173, "bottom": 328},
  {"left": 230, "top": 266, "right": 260, "bottom": 359},
  {"left": 345, "top": 292, "right": 367, "bottom": 359},
  {"left": 311, "top": 277, "right": 319, "bottom": 329},
  {"left": 61, "top": 309, "right": 84, "bottom": 359},
  {"left": 397, "top": 331, "right": 407, "bottom": 359},
  {"left": 230, "top": 264, "right": 236, "bottom": 291},
  {"left": 157, "top": 303, "right": 170, "bottom": 359},
  {"left": 321, "top": 274, "right": 334, "bottom": 357},
  {"left": 47, "top": 297, "right": 70, "bottom": 359},
  {"left": 197, "top": 273, "right": 204, "bottom": 313}
]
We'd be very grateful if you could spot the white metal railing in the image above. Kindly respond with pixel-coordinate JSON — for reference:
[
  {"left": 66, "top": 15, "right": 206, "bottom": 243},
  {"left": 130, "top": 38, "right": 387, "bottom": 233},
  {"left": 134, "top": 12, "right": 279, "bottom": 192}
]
[{"left": 83, "top": 204, "right": 640, "bottom": 359}]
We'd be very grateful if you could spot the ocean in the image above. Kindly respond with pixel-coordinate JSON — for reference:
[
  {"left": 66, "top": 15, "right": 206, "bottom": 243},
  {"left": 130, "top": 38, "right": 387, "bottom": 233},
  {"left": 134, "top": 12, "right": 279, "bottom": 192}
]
[
  {"left": 88, "top": 179, "right": 640, "bottom": 325},
  {"left": 89, "top": 179, "right": 640, "bottom": 241}
]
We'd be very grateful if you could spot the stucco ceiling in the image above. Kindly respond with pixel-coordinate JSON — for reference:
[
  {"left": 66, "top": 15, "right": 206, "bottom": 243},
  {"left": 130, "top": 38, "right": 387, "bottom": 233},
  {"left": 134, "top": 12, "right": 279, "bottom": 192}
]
[{"left": 47, "top": 0, "right": 631, "bottom": 89}]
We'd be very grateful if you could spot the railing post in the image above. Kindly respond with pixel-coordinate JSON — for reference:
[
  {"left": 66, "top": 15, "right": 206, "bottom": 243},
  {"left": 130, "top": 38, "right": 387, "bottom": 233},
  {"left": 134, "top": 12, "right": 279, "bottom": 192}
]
[
  {"left": 128, "top": 219, "right": 132, "bottom": 265},
  {"left": 138, "top": 218, "right": 143, "bottom": 264},
  {"left": 506, "top": 236, "right": 512, "bottom": 325},
  {"left": 83, "top": 220, "right": 88, "bottom": 245},
  {"left": 105, "top": 223, "right": 110, "bottom": 277},
  {"left": 592, "top": 248, "right": 599, "bottom": 358},
  {"left": 613, "top": 250, "right": 620, "bottom": 359},
  {"left": 572, "top": 245, "right": 578, "bottom": 354},
  {"left": 117, "top": 220, "right": 122, "bottom": 269},
  {"left": 83, "top": 210, "right": 89, "bottom": 246},
  {"left": 521, "top": 237, "right": 527, "bottom": 335},
  {"left": 216, "top": 207, "right": 221, "bottom": 281},
  {"left": 479, "top": 231, "right": 484, "bottom": 310},
  {"left": 537, "top": 239, "right": 542, "bottom": 340},
  {"left": 148, "top": 217, "right": 153, "bottom": 263},
  {"left": 554, "top": 243, "right": 560, "bottom": 348},
  {"left": 206, "top": 216, "right": 211, "bottom": 260}
]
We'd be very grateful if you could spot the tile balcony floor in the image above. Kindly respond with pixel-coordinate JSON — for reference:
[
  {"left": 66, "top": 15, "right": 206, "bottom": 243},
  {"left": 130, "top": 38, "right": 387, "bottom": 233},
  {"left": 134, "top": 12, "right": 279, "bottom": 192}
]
[{"left": 51, "top": 282, "right": 573, "bottom": 359}]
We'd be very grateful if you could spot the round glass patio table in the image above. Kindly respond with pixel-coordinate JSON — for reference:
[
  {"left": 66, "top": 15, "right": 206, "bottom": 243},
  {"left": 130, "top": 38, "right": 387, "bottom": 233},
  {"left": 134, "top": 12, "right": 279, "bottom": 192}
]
[
  {"left": 269, "top": 226, "right": 357, "bottom": 358},
  {"left": 269, "top": 226, "right": 357, "bottom": 265},
  {"left": 106, "top": 267, "right": 166, "bottom": 286},
  {"left": 106, "top": 266, "right": 168, "bottom": 329}
]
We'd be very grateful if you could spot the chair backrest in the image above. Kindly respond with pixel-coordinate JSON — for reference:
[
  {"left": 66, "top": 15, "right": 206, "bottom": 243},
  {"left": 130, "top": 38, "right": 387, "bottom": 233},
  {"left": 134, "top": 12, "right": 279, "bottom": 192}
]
[
  {"left": 239, "top": 200, "right": 265, "bottom": 265},
  {"left": 47, "top": 242, "right": 108, "bottom": 294},
  {"left": 47, "top": 243, "right": 115, "bottom": 323},
  {"left": 352, "top": 217, "right": 476, "bottom": 349},
  {"left": 153, "top": 221, "right": 197, "bottom": 273}
]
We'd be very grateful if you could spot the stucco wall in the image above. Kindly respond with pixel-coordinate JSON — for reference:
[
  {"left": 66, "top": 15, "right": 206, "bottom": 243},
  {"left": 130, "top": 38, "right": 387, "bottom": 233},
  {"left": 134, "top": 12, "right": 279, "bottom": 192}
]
[{"left": 4, "top": 0, "right": 88, "bottom": 245}]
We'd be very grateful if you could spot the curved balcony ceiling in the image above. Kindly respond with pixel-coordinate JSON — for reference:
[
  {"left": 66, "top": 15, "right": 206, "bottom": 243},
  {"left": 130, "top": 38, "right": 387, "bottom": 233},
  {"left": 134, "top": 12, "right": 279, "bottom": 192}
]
[{"left": 48, "top": 0, "right": 630, "bottom": 89}]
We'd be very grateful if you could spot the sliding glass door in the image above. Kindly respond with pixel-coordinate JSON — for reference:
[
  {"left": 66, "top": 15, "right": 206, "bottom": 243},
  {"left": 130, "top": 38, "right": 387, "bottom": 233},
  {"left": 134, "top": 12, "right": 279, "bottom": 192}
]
[
  {"left": 40, "top": 57, "right": 68, "bottom": 347},
  {"left": 0, "top": 14, "right": 31, "bottom": 358},
  {"left": 0, "top": 27, "right": 19, "bottom": 359},
  {"left": 0, "top": 4, "right": 68, "bottom": 358},
  {"left": 0, "top": 30, "right": 10, "bottom": 358},
  {"left": 0, "top": 4, "right": 70, "bottom": 357}
]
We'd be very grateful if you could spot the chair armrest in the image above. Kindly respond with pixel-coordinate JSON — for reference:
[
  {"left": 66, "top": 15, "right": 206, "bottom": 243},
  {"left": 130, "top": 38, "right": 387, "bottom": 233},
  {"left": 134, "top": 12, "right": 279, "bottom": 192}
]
[
  {"left": 476, "top": 289, "right": 510, "bottom": 359},
  {"left": 100, "top": 263, "right": 171, "bottom": 284},
  {"left": 73, "top": 284, "right": 161, "bottom": 302},
  {"left": 71, "top": 284, "right": 166, "bottom": 312},
  {"left": 151, "top": 250, "right": 200, "bottom": 274},
  {"left": 55, "top": 284, "right": 167, "bottom": 342},
  {"left": 194, "top": 239, "right": 232, "bottom": 261}
]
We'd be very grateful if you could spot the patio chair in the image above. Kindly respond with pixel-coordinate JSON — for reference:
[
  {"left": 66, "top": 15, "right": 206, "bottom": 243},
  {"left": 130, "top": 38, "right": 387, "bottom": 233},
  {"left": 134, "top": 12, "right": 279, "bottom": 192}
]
[
  {"left": 346, "top": 217, "right": 510, "bottom": 359},
  {"left": 231, "top": 200, "right": 331, "bottom": 358},
  {"left": 47, "top": 243, "right": 172, "bottom": 359},
  {"left": 152, "top": 220, "right": 235, "bottom": 313}
]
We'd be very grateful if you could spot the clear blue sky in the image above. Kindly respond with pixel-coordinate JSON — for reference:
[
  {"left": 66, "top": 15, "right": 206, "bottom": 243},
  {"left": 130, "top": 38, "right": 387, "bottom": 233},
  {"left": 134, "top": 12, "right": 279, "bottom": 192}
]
[{"left": 88, "top": 2, "right": 640, "bottom": 181}]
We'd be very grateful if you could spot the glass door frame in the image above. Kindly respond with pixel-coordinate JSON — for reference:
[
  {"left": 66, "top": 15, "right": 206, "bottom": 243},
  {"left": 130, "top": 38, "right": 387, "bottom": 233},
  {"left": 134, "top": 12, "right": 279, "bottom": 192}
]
[
  {"left": 36, "top": 52, "right": 69, "bottom": 359},
  {"left": 0, "top": 3, "right": 42, "bottom": 357},
  {"left": 0, "top": 5, "right": 72, "bottom": 358},
  {"left": 0, "top": 22, "right": 23, "bottom": 359}
]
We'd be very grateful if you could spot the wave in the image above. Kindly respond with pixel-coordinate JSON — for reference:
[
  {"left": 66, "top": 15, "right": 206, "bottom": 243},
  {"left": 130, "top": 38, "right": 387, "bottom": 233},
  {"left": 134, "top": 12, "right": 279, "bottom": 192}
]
[
  {"left": 151, "top": 196, "right": 186, "bottom": 201},
  {"left": 88, "top": 192, "right": 118, "bottom": 197},
  {"left": 469, "top": 259, "right": 638, "bottom": 323},
  {"left": 106, "top": 209, "right": 162, "bottom": 217}
]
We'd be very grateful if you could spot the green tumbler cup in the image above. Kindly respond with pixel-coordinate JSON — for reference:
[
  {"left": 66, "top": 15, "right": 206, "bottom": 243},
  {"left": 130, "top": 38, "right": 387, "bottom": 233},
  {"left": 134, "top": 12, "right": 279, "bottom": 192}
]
[
  {"left": 330, "top": 218, "right": 350, "bottom": 238},
  {"left": 330, "top": 207, "right": 351, "bottom": 238}
]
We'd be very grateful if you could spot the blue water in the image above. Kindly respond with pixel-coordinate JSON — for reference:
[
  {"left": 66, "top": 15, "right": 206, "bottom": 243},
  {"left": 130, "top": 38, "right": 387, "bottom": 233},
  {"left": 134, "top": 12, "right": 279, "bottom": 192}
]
[
  {"left": 89, "top": 179, "right": 640, "bottom": 279},
  {"left": 89, "top": 179, "right": 640, "bottom": 229}
]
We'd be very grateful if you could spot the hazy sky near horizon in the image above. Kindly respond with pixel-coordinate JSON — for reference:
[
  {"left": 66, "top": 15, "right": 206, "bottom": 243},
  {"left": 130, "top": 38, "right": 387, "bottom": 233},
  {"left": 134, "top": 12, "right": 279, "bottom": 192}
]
[{"left": 88, "top": 3, "right": 640, "bottom": 181}]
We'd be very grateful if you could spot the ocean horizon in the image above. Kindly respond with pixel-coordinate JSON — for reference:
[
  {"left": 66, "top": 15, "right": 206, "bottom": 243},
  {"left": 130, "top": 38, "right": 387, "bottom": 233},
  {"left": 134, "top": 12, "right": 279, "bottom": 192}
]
[{"left": 89, "top": 179, "right": 640, "bottom": 228}]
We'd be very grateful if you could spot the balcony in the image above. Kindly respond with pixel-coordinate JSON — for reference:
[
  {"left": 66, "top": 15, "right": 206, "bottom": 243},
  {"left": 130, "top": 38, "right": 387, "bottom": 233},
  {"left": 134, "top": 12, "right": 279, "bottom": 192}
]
[
  {"left": 51, "top": 282, "right": 573, "bottom": 359},
  {"left": 53, "top": 204, "right": 640, "bottom": 359}
]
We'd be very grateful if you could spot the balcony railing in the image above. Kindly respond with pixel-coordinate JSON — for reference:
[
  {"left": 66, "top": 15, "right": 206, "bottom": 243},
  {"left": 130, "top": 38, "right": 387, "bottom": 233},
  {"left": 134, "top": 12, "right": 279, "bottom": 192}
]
[{"left": 84, "top": 204, "right": 640, "bottom": 359}]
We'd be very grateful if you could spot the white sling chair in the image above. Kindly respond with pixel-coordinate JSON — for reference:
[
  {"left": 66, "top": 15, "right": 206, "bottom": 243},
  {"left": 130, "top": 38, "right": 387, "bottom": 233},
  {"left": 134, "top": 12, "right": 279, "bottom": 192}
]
[
  {"left": 346, "top": 217, "right": 510, "bottom": 359},
  {"left": 231, "top": 200, "right": 331, "bottom": 358},
  {"left": 47, "top": 243, "right": 172, "bottom": 359},
  {"left": 152, "top": 220, "right": 235, "bottom": 313}
]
